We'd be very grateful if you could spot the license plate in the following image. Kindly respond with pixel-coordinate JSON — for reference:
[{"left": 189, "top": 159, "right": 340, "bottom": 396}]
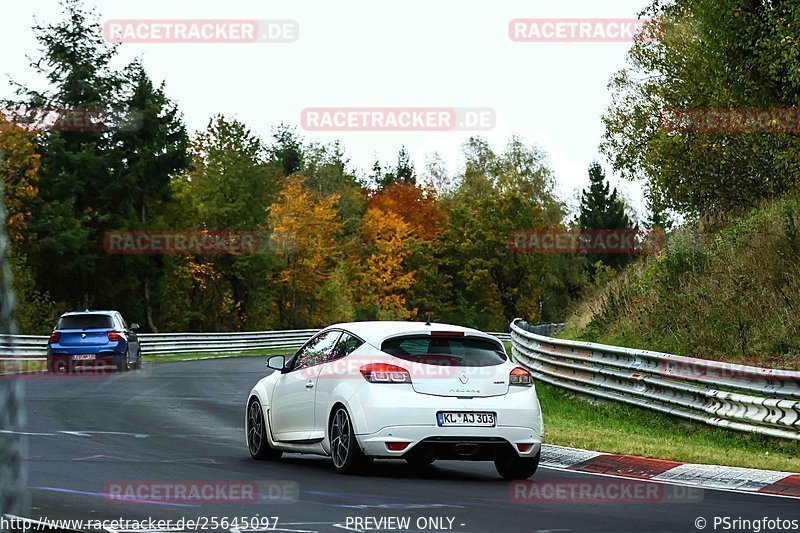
[
  {"left": 72, "top": 354, "right": 96, "bottom": 361},
  {"left": 437, "top": 412, "right": 496, "bottom": 427}
]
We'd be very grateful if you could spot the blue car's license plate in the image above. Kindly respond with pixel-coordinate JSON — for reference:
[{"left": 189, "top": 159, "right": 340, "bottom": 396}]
[{"left": 72, "top": 354, "right": 96, "bottom": 361}]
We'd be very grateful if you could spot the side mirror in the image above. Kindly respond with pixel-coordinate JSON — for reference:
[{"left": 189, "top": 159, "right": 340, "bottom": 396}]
[
  {"left": 130, "top": 323, "right": 140, "bottom": 331},
  {"left": 266, "top": 355, "right": 286, "bottom": 372}
]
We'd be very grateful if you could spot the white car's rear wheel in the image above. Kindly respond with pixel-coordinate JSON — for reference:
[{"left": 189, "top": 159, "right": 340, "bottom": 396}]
[
  {"left": 494, "top": 449, "right": 540, "bottom": 480},
  {"left": 330, "top": 407, "right": 371, "bottom": 474},
  {"left": 247, "top": 399, "right": 282, "bottom": 460}
]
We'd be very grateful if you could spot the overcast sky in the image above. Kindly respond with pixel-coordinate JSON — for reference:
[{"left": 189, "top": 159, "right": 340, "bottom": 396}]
[{"left": 2, "top": 0, "right": 650, "bottom": 218}]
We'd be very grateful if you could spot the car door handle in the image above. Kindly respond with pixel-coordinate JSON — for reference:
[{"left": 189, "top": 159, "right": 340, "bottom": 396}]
[{"left": 305, "top": 381, "right": 315, "bottom": 389}]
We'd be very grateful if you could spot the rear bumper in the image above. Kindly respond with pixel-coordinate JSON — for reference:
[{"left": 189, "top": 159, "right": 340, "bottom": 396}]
[
  {"left": 47, "top": 342, "right": 127, "bottom": 357},
  {"left": 347, "top": 384, "right": 544, "bottom": 459},
  {"left": 357, "top": 425, "right": 541, "bottom": 459},
  {"left": 347, "top": 383, "right": 544, "bottom": 436},
  {"left": 46, "top": 352, "right": 125, "bottom": 370}
]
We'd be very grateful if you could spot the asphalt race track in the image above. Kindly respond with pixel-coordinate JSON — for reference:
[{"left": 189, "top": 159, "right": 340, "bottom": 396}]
[{"left": 9, "top": 358, "right": 800, "bottom": 532}]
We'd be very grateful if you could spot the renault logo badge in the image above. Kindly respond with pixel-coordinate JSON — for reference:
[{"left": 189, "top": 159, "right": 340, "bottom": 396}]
[{"left": 459, "top": 371, "right": 469, "bottom": 384}]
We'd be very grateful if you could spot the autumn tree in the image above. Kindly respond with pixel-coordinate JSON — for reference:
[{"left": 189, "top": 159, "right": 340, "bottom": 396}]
[
  {"left": 269, "top": 175, "right": 343, "bottom": 328},
  {"left": 367, "top": 183, "right": 443, "bottom": 240},
  {"left": 0, "top": 117, "right": 52, "bottom": 333},
  {"left": 0, "top": 117, "right": 40, "bottom": 243},
  {"left": 354, "top": 207, "right": 417, "bottom": 320}
]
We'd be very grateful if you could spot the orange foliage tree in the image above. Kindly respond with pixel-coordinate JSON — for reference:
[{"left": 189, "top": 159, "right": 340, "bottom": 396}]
[
  {"left": 269, "top": 175, "right": 343, "bottom": 327},
  {"left": 0, "top": 116, "right": 40, "bottom": 243},
  {"left": 354, "top": 207, "right": 417, "bottom": 319},
  {"left": 367, "top": 183, "right": 443, "bottom": 240}
]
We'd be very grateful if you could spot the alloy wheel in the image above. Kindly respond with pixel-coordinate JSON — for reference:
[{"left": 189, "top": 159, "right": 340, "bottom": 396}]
[{"left": 330, "top": 408, "right": 351, "bottom": 469}]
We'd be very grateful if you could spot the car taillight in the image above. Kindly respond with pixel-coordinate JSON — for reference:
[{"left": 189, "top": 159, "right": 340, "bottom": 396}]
[
  {"left": 107, "top": 331, "right": 122, "bottom": 341},
  {"left": 360, "top": 363, "right": 412, "bottom": 384},
  {"left": 49, "top": 331, "right": 60, "bottom": 343},
  {"left": 510, "top": 367, "right": 533, "bottom": 387}
]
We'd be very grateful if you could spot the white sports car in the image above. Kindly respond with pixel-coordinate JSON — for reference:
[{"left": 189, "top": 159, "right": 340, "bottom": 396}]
[{"left": 244, "top": 321, "right": 544, "bottom": 479}]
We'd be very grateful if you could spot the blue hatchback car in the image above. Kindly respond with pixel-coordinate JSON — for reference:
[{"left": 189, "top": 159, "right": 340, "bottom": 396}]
[{"left": 47, "top": 310, "right": 142, "bottom": 373}]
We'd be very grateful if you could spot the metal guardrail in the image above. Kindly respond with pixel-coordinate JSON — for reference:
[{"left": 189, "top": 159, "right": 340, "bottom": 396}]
[
  {"left": 510, "top": 319, "right": 800, "bottom": 441},
  {"left": 139, "top": 330, "right": 320, "bottom": 355},
  {"left": 0, "top": 329, "right": 513, "bottom": 358}
]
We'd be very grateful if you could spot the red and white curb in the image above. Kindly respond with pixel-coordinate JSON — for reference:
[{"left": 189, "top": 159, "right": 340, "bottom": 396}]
[{"left": 540, "top": 444, "right": 800, "bottom": 498}]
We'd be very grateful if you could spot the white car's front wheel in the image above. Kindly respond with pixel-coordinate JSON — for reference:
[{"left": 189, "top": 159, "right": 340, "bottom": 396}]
[
  {"left": 247, "top": 398, "right": 282, "bottom": 460},
  {"left": 330, "top": 406, "right": 372, "bottom": 474}
]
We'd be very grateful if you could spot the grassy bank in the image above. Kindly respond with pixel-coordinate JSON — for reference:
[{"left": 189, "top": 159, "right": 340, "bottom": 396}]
[{"left": 561, "top": 194, "right": 800, "bottom": 368}]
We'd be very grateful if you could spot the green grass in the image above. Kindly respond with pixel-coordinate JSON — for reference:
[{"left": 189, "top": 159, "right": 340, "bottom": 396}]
[
  {"left": 142, "top": 347, "right": 292, "bottom": 363},
  {"left": 537, "top": 380, "right": 800, "bottom": 472}
]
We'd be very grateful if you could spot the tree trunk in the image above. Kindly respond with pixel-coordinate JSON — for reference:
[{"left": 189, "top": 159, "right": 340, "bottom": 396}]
[{"left": 144, "top": 278, "right": 157, "bottom": 333}]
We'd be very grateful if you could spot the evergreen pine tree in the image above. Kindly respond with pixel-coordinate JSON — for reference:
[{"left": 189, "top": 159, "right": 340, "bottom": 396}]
[{"left": 578, "top": 162, "right": 634, "bottom": 270}]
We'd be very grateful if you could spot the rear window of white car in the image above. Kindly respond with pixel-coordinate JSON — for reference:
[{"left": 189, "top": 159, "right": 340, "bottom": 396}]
[
  {"left": 381, "top": 335, "right": 507, "bottom": 367},
  {"left": 57, "top": 314, "right": 114, "bottom": 329}
]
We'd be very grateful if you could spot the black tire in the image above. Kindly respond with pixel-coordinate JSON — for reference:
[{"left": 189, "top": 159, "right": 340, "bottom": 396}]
[
  {"left": 133, "top": 349, "right": 142, "bottom": 369},
  {"left": 329, "top": 406, "right": 372, "bottom": 474},
  {"left": 247, "top": 398, "right": 282, "bottom": 460},
  {"left": 494, "top": 450, "right": 540, "bottom": 480},
  {"left": 116, "top": 348, "right": 131, "bottom": 372}
]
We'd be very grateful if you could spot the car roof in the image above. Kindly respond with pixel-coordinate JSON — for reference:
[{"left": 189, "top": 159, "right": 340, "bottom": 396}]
[
  {"left": 60, "top": 310, "right": 117, "bottom": 317},
  {"left": 325, "top": 321, "right": 499, "bottom": 347}
]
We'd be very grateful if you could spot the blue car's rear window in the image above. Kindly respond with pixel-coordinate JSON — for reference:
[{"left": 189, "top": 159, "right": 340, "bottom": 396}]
[{"left": 57, "top": 314, "right": 114, "bottom": 329}]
